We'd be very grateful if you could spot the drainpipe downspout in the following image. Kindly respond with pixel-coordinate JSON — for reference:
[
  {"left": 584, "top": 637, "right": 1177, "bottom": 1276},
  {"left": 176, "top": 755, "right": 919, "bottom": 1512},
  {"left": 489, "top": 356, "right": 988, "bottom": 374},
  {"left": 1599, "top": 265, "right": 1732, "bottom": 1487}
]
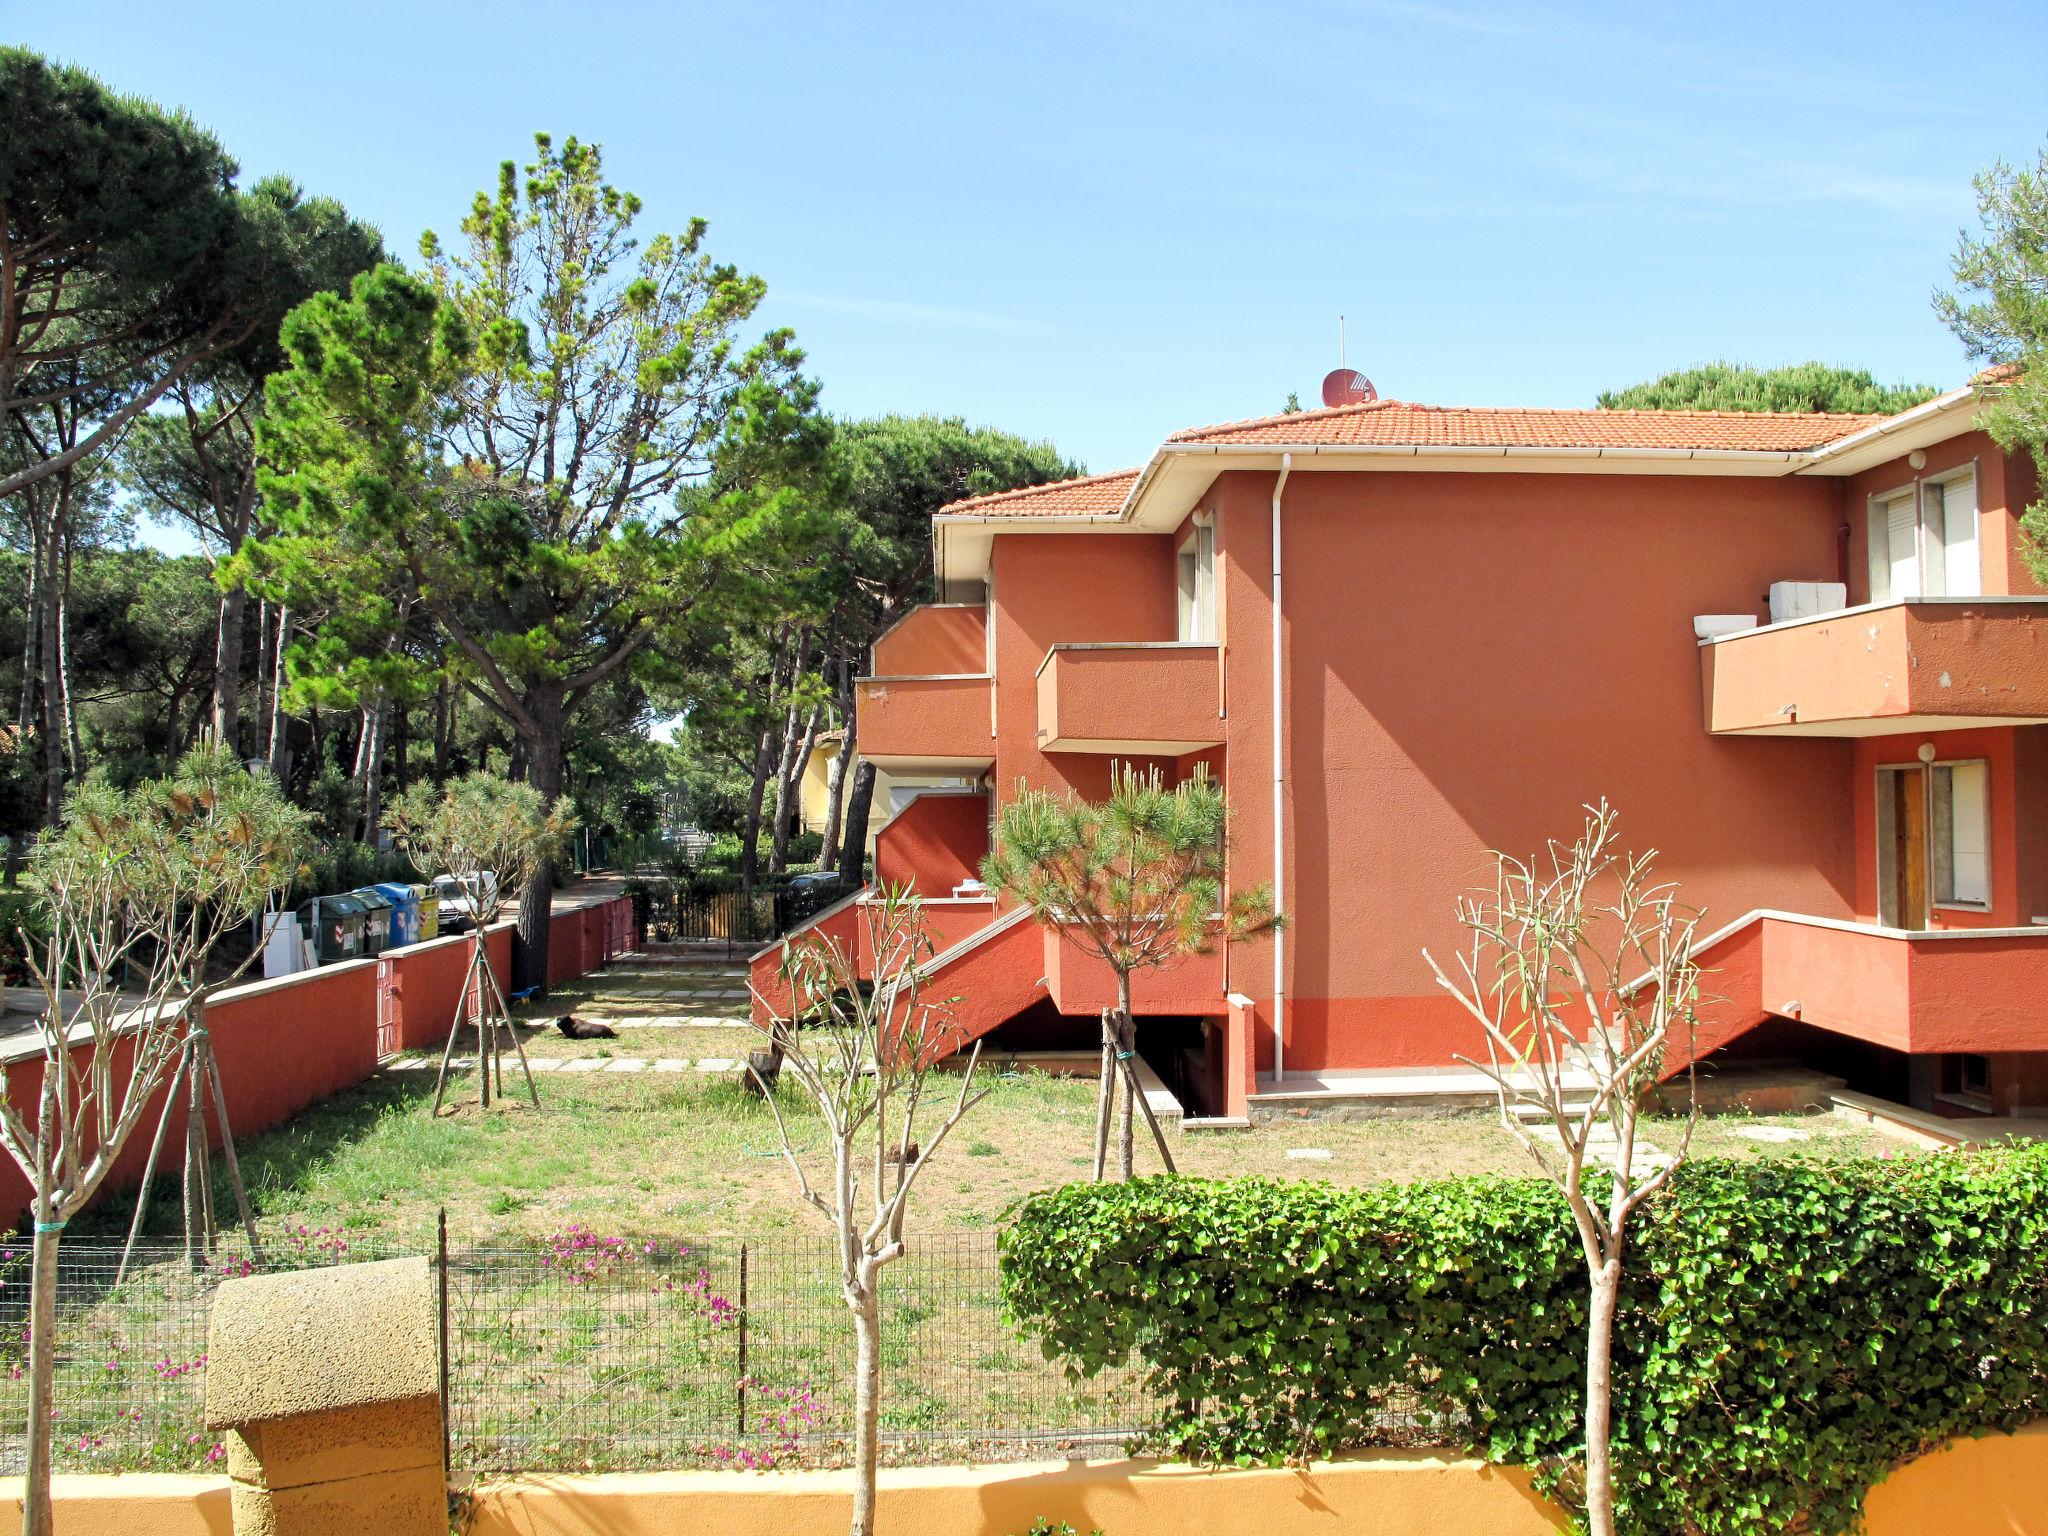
[{"left": 1270, "top": 453, "right": 1292, "bottom": 1086}]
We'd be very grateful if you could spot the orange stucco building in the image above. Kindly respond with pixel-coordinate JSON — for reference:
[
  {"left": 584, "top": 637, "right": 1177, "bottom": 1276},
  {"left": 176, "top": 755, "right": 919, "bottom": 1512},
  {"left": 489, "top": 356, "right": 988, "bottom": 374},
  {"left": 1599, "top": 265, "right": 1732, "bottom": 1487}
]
[{"left": 758, "top": 379, "right": 2048, "bottom": 1123}]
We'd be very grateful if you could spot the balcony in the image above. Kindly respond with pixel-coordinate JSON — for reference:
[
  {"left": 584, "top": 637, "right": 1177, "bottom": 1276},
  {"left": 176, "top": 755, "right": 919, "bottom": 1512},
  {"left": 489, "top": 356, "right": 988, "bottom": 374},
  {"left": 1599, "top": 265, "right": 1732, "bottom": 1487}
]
[
  {"left": 1699, "top": 597, "right": 2048, "bottom": 736},
  {"left": 1690, "top": 910, "right": 2048, "bottom": 1059},
  {"left": 1035, "top": 643, "right": 1224, "bottom": 754},
  {"left": 854, "top": 673, "right": 994, "bottom": 774}
]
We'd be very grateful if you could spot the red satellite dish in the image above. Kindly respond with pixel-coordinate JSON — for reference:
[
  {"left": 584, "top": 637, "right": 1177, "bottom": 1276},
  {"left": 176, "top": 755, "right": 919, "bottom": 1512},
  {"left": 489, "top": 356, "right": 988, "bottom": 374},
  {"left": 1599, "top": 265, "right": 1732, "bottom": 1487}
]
[{"left": 1321, "top": 368, "right": 1377, "bottom": 408}]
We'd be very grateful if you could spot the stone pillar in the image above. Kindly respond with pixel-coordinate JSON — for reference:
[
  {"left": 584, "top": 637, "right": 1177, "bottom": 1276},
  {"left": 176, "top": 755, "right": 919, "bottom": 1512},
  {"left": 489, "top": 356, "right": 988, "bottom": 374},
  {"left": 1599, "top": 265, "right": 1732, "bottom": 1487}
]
[{"left": 203, "top": 1256, "right": 445, "bottom": 1536}]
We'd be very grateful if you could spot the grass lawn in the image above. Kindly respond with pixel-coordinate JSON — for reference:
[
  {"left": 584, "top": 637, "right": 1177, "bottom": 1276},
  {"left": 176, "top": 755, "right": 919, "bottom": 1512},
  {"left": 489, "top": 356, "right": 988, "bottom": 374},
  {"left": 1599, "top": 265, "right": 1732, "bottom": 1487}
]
[{"left": 72, "top": 1038, "right": 1901, "bottom": 1251}]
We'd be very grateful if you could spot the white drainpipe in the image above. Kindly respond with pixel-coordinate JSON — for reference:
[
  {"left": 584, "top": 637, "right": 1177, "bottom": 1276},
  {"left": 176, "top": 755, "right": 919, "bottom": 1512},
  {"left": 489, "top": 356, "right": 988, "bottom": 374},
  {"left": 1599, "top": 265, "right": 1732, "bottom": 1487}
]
[{"left": 1270, "top": 453, "right": 1292, "bottom": 1085}]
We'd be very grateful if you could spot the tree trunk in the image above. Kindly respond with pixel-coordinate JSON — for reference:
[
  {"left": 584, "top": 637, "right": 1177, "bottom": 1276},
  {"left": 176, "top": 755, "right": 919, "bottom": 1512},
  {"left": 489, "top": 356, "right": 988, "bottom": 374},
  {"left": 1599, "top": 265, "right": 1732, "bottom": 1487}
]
[
  {"left": 37, "top": 511, "right": 64, "bottom": 828},
  {"left": 211, "top": 581, "right": 247, "bottom": 751},
  {"left": 836, "top": 760, "right": 876, "bottom": 885},
  {"left": 740, "top": 715, "right": 777, "bottom": 886},
  {"left": 848, "top": 1277, "right": 882, "bottom": 1536},
  {"left": 818, "top": 676, "right": 852, "bottom": 871},
  {"left": 511, "top": 694, "right": 566, "bottom": 999},
  {"left": 432, "top": 677, "right": 450, "bottom": 783},
  {"left": 1582, "top": 1251, "right": 1621, "bottom": 1536},
  {"left": 266, "top": 606, "right": 291, "bottom": 780},
  {"left": 771, "top": 701, "right": 824, "bottom": 874},
  {"left": 23, "top": 1072, "right": 60, "bottom": 1536},
  {"left": 1117, "top": 1009, "right": 1136, "bottom": 1183},
  {"left": 16, "top": 513, "right": 38, "bottom": 731},
  {"left": 357, "top": 699, "right": 387, "bottom": 843},
  {"left": 55, "top": 535, "right": 80, "bottom": 777},
  {"left": 1092, "top": 1007, "right": 1115, "bottom": 1182}
]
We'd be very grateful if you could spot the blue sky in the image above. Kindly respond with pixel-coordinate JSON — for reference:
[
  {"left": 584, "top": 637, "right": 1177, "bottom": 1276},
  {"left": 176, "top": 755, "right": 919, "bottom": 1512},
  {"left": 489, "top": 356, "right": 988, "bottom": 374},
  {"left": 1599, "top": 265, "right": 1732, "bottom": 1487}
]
[{"left": 19, "top": 0, "right": 2048, "bottom": 495}]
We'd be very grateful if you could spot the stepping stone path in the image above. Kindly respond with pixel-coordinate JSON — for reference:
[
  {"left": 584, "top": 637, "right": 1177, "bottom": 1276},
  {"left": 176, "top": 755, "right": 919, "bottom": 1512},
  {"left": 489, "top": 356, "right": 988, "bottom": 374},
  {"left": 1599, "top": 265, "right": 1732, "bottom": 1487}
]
[{"left": 380, "top": 960, "right": 764, "bottom": 1077}]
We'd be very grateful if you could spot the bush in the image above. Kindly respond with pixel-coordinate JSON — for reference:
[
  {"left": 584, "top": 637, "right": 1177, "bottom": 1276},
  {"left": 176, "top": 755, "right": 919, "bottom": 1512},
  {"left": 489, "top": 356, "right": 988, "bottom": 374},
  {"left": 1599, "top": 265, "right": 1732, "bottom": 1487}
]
[
  {"left": 0, "top": 888, "right": 48, "bottom": 985},
  {"left": 999, "top": 1150, "right": 2048, "bottom": 1536},
  {"left": 284, "top": 842, "right": 420, "bottom": 908}
]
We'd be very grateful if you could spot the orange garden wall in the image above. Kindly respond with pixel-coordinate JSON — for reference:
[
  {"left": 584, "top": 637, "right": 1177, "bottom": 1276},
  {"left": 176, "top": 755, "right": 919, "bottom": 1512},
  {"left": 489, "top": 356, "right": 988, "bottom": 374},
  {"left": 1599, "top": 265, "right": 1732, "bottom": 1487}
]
[
  {"left": 0, "top": 894, "right": 632, "bottom": 1226},
  {"left": 31, "top": 1425, "right": 2048, "bottom": 1536}
]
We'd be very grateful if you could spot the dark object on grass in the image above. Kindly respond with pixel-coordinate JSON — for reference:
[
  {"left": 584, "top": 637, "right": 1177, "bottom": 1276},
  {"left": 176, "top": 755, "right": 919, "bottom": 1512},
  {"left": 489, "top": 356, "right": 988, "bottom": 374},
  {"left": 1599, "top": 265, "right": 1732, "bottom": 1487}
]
[
  {"left": 742, "top": 1045, "right": 784, "bottom": 1096},
  {"left": 884, "top": 1141, "right": 920, "bottom": 1166},
  {"left": 555, "top": 1015, "right": 617, "bottom": 1040}
]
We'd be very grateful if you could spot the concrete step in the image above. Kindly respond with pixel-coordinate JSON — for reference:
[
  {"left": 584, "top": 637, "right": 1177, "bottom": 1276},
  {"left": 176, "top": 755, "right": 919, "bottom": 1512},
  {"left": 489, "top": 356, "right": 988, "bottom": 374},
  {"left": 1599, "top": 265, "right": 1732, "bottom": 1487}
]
[{"left": 1247, "top": 1064, "right": 1602, "bottom": 1123}]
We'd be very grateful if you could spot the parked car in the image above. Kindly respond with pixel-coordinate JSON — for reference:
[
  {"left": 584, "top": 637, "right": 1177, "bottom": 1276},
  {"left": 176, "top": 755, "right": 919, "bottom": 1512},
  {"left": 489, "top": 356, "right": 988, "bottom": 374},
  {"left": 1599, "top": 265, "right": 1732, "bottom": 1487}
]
[{"left": 431, "top": 871, "right": 500, "bottom": 933}]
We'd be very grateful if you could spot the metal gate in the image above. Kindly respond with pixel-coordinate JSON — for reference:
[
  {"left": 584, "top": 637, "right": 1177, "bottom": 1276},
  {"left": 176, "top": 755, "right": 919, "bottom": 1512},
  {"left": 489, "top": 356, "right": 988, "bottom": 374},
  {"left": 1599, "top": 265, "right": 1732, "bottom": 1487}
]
[{"left": 375, "top": 959, "right": 399, "bottom": 1059}]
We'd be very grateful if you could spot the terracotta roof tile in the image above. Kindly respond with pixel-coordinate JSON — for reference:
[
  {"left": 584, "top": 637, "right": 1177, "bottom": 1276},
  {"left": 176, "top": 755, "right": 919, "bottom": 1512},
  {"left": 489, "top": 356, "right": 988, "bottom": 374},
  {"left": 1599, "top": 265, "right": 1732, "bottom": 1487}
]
[
  {"left": 1167, "top": 398, "right": 1887, "bottom": 452},
  {"left": 936, "top": 468, "right": 1139, "bottom": 519}
]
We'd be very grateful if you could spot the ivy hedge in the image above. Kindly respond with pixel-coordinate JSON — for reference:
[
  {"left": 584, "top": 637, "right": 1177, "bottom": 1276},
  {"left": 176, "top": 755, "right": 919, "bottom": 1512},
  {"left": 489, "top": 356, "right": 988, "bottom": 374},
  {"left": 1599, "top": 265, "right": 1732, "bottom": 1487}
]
[{"left": 998, "top": 1147, "right": 2048, "bottom": 1536}]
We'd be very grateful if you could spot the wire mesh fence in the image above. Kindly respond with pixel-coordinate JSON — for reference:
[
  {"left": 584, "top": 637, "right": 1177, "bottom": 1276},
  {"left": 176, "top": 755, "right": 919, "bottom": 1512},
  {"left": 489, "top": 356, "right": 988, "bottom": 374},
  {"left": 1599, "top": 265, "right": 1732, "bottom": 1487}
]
[
  {"left": 445, "top": 1231, "right": 1147, "bottom": 1470},
  {"left": 0, "top": 1228, "right": 1148, "bottom": 1475}
]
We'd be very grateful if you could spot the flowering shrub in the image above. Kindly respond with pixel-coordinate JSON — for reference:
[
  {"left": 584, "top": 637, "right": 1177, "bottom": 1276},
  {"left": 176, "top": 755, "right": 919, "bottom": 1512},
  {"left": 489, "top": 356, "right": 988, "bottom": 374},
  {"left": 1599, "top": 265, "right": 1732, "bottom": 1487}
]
[{"left": 712, "top": 1378, "right": 825, "bottom": 1470}]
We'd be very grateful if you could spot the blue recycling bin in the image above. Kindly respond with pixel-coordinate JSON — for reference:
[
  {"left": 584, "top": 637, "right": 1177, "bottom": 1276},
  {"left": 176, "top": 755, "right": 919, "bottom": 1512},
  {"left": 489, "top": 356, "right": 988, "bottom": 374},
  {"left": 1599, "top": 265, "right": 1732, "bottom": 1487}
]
[{"left": 371, "top": 881, "right": 422, "bottom": 949}]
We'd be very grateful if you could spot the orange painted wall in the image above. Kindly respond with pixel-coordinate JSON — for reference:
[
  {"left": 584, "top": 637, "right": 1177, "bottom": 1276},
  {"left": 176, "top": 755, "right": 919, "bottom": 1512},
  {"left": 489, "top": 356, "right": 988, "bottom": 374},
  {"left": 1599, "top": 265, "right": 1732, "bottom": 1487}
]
[
  {"left": 988, "top": 534, "right": 1181, "bottom": 806},
  {"left": 873, "top": 604, "right": 987, "bottom": 675},
  {"left": 1203, "top": 467, "right": 1858, "bottom": 1071},
  {"left": 875, "top": 791, "right": 990, "bottom": 895}
]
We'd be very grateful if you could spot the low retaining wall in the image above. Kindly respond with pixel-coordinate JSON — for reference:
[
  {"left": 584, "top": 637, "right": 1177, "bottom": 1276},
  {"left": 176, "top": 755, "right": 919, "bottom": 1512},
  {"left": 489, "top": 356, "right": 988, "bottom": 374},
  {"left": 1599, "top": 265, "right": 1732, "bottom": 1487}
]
[
  {"left": 0, "top": 889, "right": 635, "bottom": 1224},
  {"left": 26, "top": 1423, "right": 2048, "bottom": 1536}
]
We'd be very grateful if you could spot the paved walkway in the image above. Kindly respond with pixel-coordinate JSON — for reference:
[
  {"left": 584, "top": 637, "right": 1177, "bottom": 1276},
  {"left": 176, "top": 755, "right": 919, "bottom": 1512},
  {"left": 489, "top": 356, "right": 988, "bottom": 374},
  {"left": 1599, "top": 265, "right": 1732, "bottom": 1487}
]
[{"left": 387, "top": 1054, "right": 753, "bottom": 1075}]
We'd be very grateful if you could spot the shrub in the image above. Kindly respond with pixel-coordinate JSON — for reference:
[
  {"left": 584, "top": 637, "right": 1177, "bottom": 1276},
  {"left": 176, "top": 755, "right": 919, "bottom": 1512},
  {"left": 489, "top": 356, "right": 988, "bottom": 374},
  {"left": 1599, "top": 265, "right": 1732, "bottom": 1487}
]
[
  {"left": 0, "top": 888, "right": 49, "bottom": 985},
  {"left": 999, "top": 1149, "right": 2048, "bottom": 1536}
]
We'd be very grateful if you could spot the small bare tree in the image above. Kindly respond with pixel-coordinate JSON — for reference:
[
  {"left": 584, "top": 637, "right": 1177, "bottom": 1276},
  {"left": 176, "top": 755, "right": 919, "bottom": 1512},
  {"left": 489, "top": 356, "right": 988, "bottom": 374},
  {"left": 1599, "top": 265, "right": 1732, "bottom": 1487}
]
[
  {"left": 746, "top": 887, "right": 990, "bottom": 1536},
  {"left": 981, "top": 765, "right": 1278, "bottom": 1181},
  {"left": 1421, "top": 802, "right": 1702, "bottom": 1536},
  {"left": 385, "top": 773, "right": 575, "bottom": 1115},
  {"left": 2, "top": 746, "right": 307, "bottom": 1536}
]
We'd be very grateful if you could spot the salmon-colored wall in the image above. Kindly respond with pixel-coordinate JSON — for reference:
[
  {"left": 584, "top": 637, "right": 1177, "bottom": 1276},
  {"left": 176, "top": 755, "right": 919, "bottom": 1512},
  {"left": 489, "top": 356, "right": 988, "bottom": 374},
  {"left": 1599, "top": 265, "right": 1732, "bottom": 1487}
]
[
  {"left": 872, "top": 604, "right": 987, "bottom": 676},
  {"left": 989, "top": 534, "right": 1181, "bottom": 806},
  {"left": 875, "top": 791, "right": 990, "bottom": 895},
  {"left": 1204, "top": 467, "right": 1858, "bottom": 1071},
  {"left": 0, "top": 897, "right": 630, "bottom": 1226}
]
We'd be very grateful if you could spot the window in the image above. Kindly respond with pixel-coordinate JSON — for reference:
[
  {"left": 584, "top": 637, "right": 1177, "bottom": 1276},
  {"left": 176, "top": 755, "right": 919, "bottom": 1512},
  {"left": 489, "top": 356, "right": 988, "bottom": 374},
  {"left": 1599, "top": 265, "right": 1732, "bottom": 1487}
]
[
  {"left": 1931, "top": 759, "right": 1990, "bottom": 908},
  {"left": 1177, "top": 514, "right": 1216, "bottom": 642},
  {"left": 1867, "top": 469, "right": 1978, "bottom": 601}
]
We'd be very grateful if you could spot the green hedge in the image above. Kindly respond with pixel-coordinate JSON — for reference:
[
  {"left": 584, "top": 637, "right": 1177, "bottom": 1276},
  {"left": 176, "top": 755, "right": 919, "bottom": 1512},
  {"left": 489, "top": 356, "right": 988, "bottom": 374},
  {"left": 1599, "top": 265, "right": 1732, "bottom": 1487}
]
[{"left": 998, "top": 1149, "right": 2048, "bottom": 1536}]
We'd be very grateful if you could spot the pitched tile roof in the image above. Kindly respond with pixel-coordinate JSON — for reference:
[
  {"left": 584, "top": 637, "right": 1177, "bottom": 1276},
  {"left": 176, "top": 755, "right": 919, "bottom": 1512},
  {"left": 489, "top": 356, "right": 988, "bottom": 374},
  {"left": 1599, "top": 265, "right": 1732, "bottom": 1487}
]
[
  {"left": 936, "top": 468, "right": 1139, "bottom": 519},
  {"left": 1168, "top": 398, "right": 1886, "bottom": 452}
]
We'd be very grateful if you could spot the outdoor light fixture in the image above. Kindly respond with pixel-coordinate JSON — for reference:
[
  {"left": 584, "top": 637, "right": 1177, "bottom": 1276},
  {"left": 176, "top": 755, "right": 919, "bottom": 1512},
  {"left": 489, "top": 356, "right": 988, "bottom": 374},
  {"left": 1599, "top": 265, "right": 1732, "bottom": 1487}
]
[
  {"left": 1918, "top": 743, "right": 1938, "bottom": 763},
  {"left": 1908, "top": 449, "right": 1928, "bottom": 470}
]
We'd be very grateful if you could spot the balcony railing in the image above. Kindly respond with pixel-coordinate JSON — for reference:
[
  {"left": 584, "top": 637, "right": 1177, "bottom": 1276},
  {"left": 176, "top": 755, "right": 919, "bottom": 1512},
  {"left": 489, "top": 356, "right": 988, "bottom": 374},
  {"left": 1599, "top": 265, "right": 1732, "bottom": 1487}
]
[
  {"left": 854, "top": 673, "right": 994, "bottom": 772},
  {"left": 1035, "top": 642, "right": 1224, "bottom": 754},
  {"left": 1689, "top": 909, "right": 2048, "bottom": 1058},
  {"left": 1698, "top": 597, "right": 2048, "bottom": 736}
]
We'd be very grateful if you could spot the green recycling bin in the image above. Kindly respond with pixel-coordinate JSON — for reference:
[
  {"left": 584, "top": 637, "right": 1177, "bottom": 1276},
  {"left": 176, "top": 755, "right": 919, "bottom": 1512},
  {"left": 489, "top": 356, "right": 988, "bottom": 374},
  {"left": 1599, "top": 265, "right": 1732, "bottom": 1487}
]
[
  {"left": 298, "top": 894, "right": 368, "bottom": 966},
  {"left": 347, "top": 886, "right": 394, "bottom": 959}
]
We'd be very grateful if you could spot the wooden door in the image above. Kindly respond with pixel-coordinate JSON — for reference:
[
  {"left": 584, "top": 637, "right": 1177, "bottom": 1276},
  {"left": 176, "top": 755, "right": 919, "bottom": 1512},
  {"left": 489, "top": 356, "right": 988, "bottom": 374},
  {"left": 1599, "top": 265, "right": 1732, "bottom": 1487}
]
[{"left": 1887, "top": 766, "right": 1930, "bottom": 930}]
